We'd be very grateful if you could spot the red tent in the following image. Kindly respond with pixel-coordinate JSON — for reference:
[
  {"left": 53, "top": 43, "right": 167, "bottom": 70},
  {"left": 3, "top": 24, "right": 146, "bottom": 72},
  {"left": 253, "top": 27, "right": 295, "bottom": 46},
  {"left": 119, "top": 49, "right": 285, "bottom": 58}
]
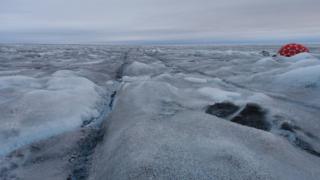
[{"left": 278, "top": 43, "right": 310, "bottom": 57}]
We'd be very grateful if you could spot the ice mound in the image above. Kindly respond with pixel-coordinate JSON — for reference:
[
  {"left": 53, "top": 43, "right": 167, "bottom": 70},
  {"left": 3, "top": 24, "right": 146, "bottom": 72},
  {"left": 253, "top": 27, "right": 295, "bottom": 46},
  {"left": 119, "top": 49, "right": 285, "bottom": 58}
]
[
  {"left": 224, "top": 49, "right": 259, "bottom": 56},
  {"left": 255, "top": 57, "right": 280, "bottom": 67},
  {"left": 124, "top": 61, "right": 165, "bottom": 77},
  {"left": 0, "top": 70, "right": 105, "bottom": 156},
  {"left": 198, "top": 87, "right": 241, "bottom": 102},
  {"left": 278, "top": 52, "right": 315, "bottom": 62},
  {"left": 89, "top": 76, "right": 320, "bottom": 180},
  {"left": 0, "top": 76, "right": 40, "bottom": 89},
  {"left": 275, "top": 65, "right": 320, "bottom": 88},
  {"left": 264, "top": 54, "right": 320, "bottom": 106},
  {"left": 241, "top": 52, "right": 320, "bottom": 107},
  {"left": 121, "top": 80, "right": 180, "bottom": 114}
]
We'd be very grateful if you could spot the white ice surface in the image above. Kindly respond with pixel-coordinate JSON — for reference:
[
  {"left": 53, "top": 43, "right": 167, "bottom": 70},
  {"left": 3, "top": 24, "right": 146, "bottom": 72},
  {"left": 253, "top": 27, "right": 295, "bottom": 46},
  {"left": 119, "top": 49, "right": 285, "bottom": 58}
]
[
  {"left": 90, "top": 71, "right": 320, "bottom": 180},
  {"left": 184, "top": 76, "right": 208, "bottom": 83},
  {"left": 0, "top": 70, "right": 105, "bottom": 155},
  {"left": 198, "top": 87, "right": 241, "bottom": 102},
  {"left": 0, "top": 45, "right": 320, "bottom": 180},
  {"left": 275, "top": 65, "right": 320, "bottom": 88},
  {"left": 124, "top": 61, "right": 165, "bottom": 77}
]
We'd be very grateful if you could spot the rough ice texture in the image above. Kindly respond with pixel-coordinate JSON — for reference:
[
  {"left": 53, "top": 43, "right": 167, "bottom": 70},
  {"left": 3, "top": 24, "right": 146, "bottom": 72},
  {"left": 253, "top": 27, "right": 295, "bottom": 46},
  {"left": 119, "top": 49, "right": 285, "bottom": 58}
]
[
  {"left": 0, "top": 70, "right": 105, "bottom": 155},
  {"left": 275, "top": 65, "right": 320, "bottom": 88},
  {"left": 0, "top": 45, "right": 320, "bottom": 180},
  {"left": 89, "top": 77, "right": 320, "bottom": 180},
  {"left": 124, "top": 61, "right": 165, "bottom": 77},
  {"left": 198, "top": 87, "right": 241, "bottom": 102}
]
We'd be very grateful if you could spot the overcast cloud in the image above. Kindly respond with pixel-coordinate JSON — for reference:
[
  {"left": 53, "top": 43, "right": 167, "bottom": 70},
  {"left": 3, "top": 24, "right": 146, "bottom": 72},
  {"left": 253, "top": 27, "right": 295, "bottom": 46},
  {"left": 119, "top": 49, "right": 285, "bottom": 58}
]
[{"left": 1, "top": 0, "right": 319, "bottom": 44}]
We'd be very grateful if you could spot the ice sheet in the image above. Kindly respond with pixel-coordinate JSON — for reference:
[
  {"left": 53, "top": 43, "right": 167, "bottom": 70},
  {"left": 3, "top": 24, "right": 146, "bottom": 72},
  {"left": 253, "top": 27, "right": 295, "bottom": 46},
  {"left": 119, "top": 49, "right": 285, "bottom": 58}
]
[{"left": 0, "top": 45, "right": 319, "bottom": 180}]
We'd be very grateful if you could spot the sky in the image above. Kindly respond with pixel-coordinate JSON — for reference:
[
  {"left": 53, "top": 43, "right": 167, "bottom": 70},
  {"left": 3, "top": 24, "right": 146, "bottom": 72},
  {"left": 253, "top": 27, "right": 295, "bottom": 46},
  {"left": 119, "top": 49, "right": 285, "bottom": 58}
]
[{"left": 1, "top": 0, "right": 320, "bottom": 44}]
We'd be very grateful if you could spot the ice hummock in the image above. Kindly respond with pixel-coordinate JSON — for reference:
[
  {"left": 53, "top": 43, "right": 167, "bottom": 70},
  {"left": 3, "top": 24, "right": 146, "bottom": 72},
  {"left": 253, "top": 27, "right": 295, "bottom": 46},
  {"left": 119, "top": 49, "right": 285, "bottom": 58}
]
[
  {"left": 0, "top": 70, "right": 107, "bottom": 155},
  {"left": 90, "top": 60, "right": 320, "bottom": 180},
  {"left": 275, "top": 65, "right": 320, "bottom": 88}
]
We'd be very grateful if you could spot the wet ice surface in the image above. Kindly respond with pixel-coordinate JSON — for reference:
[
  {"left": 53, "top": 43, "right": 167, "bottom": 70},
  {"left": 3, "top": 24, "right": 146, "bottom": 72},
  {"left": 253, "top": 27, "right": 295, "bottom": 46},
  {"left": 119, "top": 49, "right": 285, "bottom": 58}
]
[{"left": 0, "top": 44, "right": 320, "bottom": 180}]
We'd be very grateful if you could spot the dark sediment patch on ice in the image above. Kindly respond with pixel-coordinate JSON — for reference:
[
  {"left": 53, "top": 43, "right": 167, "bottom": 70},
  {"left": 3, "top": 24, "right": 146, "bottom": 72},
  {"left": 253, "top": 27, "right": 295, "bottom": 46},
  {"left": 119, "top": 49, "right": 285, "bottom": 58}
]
[
  {"left": 293, "top": 137, "right": 320, "bottom": 157},
  {"left": 285, "top": 124, "right": 319, "bottom": 140},
  {"left": 223, "top": 103, "right": 271, "bottom": 131},
  {"left": 0, "top": 162, "right": 19, "bottom": 180},
  {"left": 81, "top": 119, "right": 94, "bottom": 127},
  {"left": 115, "top": 51, "right": 131, "bottom": 80},
  {"left": 276, "top": 116, "right": 319, "bottom": 140},
  {"left": 69, "top": 60, "right": 121, "bottom": 180},
  {"left": 278, "top": 121, "right": 320, "bottom": 157},
  {"left": 69, "top": 90, "right": 119, "bottom": 179},
  {"left": 260, "top": 50, "right": 271, "bottom": 57},
  {"left": 303, "top": 131, "right": 319, "bottom": 140},
  {"left": 205, "top": 103, "right": 270, "bottom": 131},
  {"left": 115, "top": 62, "right": 129, "bottom": 80},
  {"left": 206, "top": 102, "right": 320, "bottom": 158},
  {"left": 109, "top": 91, "right": 117, "bottom": 109},
  {"left": 67, "top": 127, "right": 105, "bottom": 180},
  {"left": 230, "top": 103, "right": 270, "bottom": 131},
  {"left": 206, "top": 102, "right": 240, "bottom": 118},
  {"left": 280, "top": 122, "right": 295, "bottom": 132}
]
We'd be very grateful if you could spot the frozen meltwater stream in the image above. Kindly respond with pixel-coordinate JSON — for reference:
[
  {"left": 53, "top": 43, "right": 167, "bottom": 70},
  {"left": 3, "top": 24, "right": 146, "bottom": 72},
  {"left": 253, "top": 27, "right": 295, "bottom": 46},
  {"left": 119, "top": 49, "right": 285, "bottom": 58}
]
[{"left": 0, "top": 44, "right": 320, "bottom": 180}]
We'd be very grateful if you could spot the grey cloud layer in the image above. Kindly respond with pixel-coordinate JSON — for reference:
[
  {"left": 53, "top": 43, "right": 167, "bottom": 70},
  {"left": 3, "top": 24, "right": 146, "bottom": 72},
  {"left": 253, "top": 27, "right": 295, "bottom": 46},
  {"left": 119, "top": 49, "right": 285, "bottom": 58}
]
[{"left": 1, "top": 0, "right": 319, "bottom": 43}]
